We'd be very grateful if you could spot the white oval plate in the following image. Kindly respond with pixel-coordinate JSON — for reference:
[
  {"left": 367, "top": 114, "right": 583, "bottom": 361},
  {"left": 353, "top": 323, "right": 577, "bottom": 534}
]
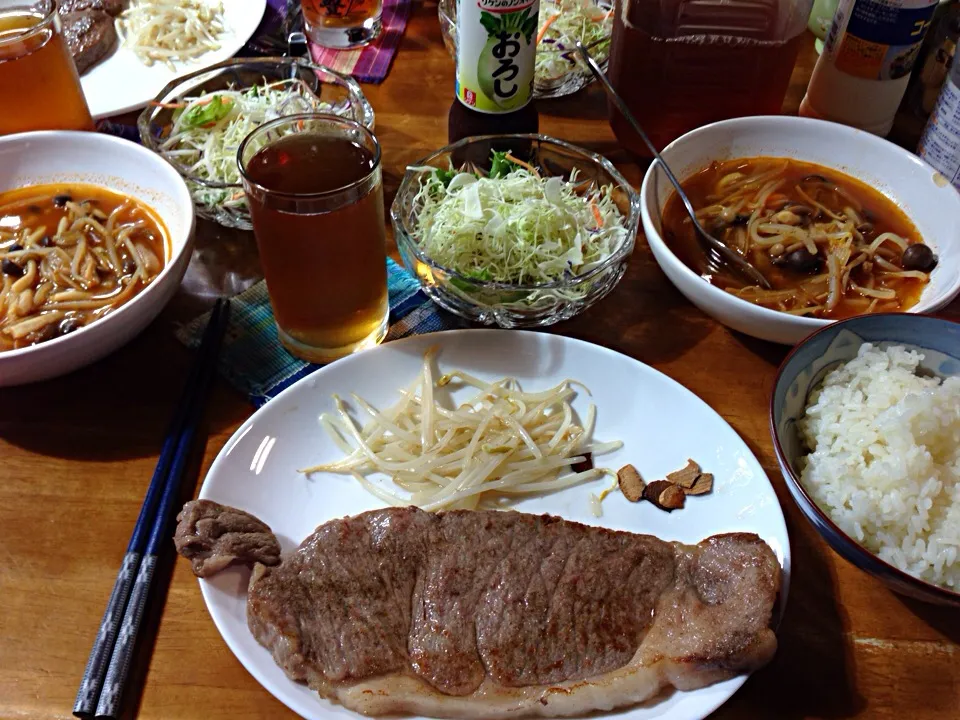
[
  {"left": 81, "top": 0, "right": 267, "bottom": 118},
  {"left": 197, "top": 329, "right": 791, "bottom": 720}
]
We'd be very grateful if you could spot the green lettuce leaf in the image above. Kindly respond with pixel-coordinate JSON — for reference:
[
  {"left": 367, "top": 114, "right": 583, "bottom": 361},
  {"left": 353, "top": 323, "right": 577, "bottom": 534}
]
[
  {"left": 180, "top": 95, "right": 234, "bottom": 129},
  {"left": 489, "top": 150, "right": 522, "bottom": 179},
  {"left": 434, "top": 168, "right": 459, "bottom": 187}
]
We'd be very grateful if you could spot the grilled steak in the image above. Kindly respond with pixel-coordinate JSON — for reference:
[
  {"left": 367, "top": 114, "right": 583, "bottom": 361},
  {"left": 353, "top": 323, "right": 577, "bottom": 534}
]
[
  {"left": 175, "top": 502, "right": 782, "bottom": 718},
  {"left": 60, "top": 10, "right": 117, "bottom": 75},
  {"left": 174, "top": 500, "right": 281, "bottom": 578},
  {"left": 58, "top": 0, "right": 125, "bottom": 16}
]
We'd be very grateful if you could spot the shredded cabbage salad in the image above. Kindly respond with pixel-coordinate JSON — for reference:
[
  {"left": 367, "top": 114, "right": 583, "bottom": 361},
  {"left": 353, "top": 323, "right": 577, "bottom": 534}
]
[
  {"left": 410, "top": 151, "right": 628, "bottom": 292},
  {"left": 536, "top": 0, "right": 613, "bottom": 83},
  {"left": 157, "top": 79, "right": 339, "bottom": 213}
]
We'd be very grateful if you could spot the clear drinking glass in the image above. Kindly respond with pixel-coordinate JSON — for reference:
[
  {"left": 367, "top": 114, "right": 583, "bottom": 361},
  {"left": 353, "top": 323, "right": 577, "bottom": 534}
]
[
  {"left": 0, "top": 0, "right": 94, "bottom": 135},
  {"left": 300, "top": 0, "right": 383, "bottom": 49},
  {"left": 238, "top": 114, "right": 389, "bottom": 363}
]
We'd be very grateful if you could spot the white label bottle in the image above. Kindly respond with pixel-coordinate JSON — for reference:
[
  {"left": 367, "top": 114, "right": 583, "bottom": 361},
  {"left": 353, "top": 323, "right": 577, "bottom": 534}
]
[
  {"left": 800, "top": 0, "right": 940, "bottom": 135},
  {"left": 918, "top": 55, "right": 960, "bottom": 189}
]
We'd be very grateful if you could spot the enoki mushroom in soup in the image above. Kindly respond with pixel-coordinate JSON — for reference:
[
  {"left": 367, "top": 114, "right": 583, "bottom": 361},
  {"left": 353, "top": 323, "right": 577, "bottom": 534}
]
[
  {"left": 0, "top": 184, "right": 168, "bottom": 351},
  {"left": 661, "top": 157, "right": 936, "bottom": 319}
]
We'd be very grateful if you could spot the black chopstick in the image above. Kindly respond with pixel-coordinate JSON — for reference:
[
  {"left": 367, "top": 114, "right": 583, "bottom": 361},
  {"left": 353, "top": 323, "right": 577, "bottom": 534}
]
[{"left": 73, "top": 299, "right": 230, "bottom": 719}]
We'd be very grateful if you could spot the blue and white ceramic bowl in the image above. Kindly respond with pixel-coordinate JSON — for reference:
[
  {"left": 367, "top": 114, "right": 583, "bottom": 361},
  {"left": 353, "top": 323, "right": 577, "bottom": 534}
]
[{"left": 770, "top": 313, "right": 960, "bottom": 607}]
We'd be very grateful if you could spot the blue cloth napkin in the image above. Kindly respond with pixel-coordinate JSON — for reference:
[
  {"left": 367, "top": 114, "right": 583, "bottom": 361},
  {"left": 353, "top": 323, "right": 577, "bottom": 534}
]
[{"left": 176, "top": 259, "right": 464, "bottom": 407}]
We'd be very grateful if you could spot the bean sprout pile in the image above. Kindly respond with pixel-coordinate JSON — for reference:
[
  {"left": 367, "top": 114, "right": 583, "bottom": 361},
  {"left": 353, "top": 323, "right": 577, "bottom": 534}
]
[
  {"left": 301, "top": 350, "right": 622, "bottom": 513},
  {"left": 117, "top": 0, "right": 226, "bottom": 70}
]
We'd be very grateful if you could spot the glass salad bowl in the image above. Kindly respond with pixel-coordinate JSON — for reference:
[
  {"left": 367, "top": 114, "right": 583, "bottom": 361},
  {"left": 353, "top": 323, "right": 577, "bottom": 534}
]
[
  {"left": 438, "top": 0, "right": 613, "bottom": 100},
  {"left": 390, "top": 134, "right": 640, "bottom": 329},
  {"left": 138, "top": 57, "right": 375, "bottom": 231}
]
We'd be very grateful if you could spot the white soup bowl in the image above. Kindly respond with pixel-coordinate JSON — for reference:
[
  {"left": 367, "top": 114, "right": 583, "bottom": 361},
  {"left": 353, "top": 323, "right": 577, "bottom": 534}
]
[
  {"left": 640, "top": 116, "right": 960, "bottom": 345},
  {"left": 0, "top": 131, "right": 194, "bottom": 386}
]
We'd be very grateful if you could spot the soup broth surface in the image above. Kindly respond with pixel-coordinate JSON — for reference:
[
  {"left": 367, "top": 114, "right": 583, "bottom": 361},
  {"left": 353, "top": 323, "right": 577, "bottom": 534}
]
[
  {"left": 661, "top": 157, "right": 930, "bottom": 319},
  {"left": 0, "top": 183, "right": 168, "bottom": 351}
]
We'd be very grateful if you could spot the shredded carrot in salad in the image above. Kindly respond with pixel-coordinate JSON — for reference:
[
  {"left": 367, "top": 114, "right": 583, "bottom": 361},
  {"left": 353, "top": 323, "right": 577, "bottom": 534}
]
[
  {"left": 591, "top": 201, "right": 604, "bottom": 228},
  {"left": 537, "top": 13, "right": 560, "bottom": 44}
]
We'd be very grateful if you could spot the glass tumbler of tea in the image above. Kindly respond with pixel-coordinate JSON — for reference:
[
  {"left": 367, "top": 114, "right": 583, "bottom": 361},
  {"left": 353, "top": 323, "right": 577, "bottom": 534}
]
[
  {"left": 238, "top": 114, "right": 389, "bottom": 363},
  {"left": 0, "top": 0, "right": 94, "bottom": 136},
  {"left": 301, "top": 0, "right": 382, "bottom": 49}
]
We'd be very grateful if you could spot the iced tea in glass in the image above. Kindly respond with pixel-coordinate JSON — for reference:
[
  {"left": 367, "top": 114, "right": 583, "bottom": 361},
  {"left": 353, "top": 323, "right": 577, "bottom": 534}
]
[
  {"left": 238, "top": 114, "right": 388, "bottom": 363},
  {"left": 0, "top": 0, "right": 94, "bottom": 136}
]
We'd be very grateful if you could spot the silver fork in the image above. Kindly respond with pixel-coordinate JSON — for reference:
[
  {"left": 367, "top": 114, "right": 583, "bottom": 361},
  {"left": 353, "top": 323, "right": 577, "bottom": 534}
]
[{"left": 575, "top": 41, "right": 771, "bottom": 289}]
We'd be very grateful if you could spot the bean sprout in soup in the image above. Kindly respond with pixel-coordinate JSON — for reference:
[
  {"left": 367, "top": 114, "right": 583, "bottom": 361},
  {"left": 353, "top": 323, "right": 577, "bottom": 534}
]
[
  {"left": 0, "top": 183, "right": 168, "bottom": 351},
  {"left": 661, "top": 158, "right": 937, "bottom": 319}
]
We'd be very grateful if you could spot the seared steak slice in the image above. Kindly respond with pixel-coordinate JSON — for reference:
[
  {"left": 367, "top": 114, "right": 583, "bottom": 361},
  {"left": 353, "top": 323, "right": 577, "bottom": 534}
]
[
  {"left": 176, "top": 504, "right": 781, "bottom": 717},
  {"left": 58, "top": 0, "right": 125, "bottom": 16},
  {"left": 174, "top": 500, "right": 281, "bottom": 578},
  {"left": 405, "top": 511, "right": 675, "bottom": 693},
  {"left": 61, "top": 10, "right": 117, "bottom": 75}
]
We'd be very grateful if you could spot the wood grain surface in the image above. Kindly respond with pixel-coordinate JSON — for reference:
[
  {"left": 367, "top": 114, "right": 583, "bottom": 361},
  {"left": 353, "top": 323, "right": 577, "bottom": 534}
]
[{"left": 1, "top": 3, "right": 957, "bottom": 719}]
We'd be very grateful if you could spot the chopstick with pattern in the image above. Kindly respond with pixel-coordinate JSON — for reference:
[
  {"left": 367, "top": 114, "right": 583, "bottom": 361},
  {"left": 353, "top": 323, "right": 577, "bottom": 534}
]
[{"left": 72, "top": 298, "right": 230, "bottom": 719}]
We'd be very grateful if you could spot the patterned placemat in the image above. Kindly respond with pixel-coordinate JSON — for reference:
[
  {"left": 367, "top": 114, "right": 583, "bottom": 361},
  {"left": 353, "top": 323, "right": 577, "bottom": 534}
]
[
  {"left": 176, "top": 259, "right": 465, "bottom": 407},
  {"left": 309, "top": 0, "right": 412, "bottom": 83},
  {"left": 247, "top": 0, "right": 411, "bottom": 84}
]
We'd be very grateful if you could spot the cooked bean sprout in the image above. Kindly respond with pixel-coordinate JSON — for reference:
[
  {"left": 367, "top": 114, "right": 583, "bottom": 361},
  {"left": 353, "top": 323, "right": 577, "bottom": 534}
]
[
  {"left": 300, "top": 349, "right": 622, "bottom": 512},
  {"left": 117, "top": 0, "right": 225, "bottom": 71},
  {"left": 0, "top": 185, "right": 166, "bottom": 351},
  {"left": 662, "top": 158, "right": 935, "bottom": 318}
]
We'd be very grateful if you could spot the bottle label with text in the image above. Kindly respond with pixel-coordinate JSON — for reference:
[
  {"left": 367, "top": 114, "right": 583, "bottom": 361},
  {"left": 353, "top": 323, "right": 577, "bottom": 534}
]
[
  {"left": 455, "top": 0, "right": 539, "bottom": 113},
  {"left": 919, "top": 60, "right": 960, "bottom": 191},
  {"left": 825, "top": 0, "right": 938, "bottom": 81}
]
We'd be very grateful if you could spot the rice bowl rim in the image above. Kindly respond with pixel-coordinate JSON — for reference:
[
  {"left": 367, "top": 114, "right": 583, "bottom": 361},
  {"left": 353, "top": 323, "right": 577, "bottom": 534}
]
[{"left": 770, "top": 313, "right": 960, "bottom": 605}]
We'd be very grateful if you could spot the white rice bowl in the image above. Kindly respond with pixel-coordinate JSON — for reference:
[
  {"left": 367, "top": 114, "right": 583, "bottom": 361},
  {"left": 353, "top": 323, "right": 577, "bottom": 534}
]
[{"left": 798, "top": 343, "right": 960, "bottom": 591}]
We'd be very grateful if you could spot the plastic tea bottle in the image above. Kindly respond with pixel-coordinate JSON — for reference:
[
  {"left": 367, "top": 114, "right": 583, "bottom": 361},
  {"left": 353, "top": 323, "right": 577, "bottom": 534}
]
[
  {"left": 606, "top": 0, "right": 813, "bottom": 157},
  {"left": 448, "top": 0, "right": 540, "bottom": 145},
  {"left": 917, "top": 51, "right": 960, "bottom": 189},
  {"left": 800, "top": 0, "right": 941, "bottom": 136}
]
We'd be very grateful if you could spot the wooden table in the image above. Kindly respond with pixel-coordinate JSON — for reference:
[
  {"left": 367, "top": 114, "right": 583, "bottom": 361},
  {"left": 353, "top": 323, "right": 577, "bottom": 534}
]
[{"left": 2, "top": 4, "right": 958, "bottom": 719}]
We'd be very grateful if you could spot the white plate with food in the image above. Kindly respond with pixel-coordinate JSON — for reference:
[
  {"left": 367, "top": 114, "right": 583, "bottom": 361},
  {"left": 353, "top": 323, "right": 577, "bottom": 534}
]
[
  {"left": 73, "top": 0, "right": 267, "bottom": 118},
  {"left": 188, "top": 330, "right": 791, "bottom": 720}
]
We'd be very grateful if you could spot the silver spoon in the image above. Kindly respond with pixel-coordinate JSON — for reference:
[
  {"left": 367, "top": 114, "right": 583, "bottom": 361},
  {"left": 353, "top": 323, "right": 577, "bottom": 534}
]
[{"left": 575, "top": 41, "right": 771, "bottom": 289}]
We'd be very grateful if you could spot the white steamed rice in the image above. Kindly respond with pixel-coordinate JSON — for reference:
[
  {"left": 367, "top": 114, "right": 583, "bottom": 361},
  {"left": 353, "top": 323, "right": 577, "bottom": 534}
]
[{"left": 798, "top": 343, "right": 960, "bottom": 591}]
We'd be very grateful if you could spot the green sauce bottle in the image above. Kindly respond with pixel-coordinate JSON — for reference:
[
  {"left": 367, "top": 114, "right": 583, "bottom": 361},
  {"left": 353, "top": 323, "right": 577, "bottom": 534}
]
[{"left": 448, "top": 0, "right": 540, "bottom": 146}]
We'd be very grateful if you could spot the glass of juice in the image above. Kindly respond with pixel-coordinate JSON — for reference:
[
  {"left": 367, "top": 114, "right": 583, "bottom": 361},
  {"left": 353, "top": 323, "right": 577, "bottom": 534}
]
[
  {"left": 238, "top": 114, "right": 389, "bottom": 363},
  {"left": 0, "top": 0, "right": 94, "bottom": 136},
  {"left": 300, "top": 0, "right": 382, "bottom": 49}
]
